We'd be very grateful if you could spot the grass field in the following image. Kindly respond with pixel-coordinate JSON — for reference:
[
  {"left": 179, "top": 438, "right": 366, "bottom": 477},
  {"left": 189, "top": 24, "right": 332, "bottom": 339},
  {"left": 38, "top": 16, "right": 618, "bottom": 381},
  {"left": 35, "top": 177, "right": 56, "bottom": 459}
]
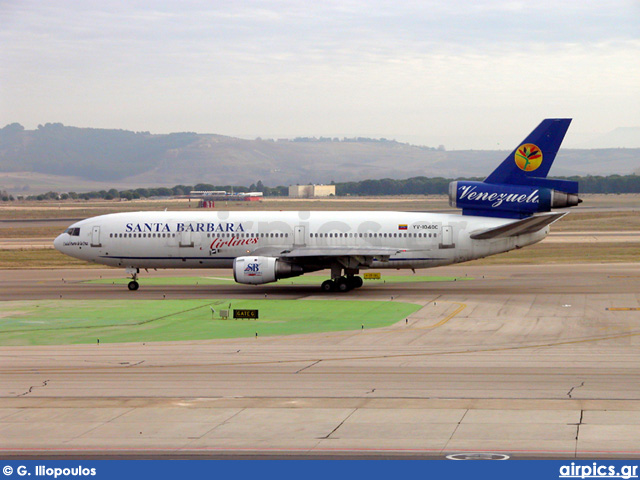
[
  {"left": 0, "top": 195, "right": 637, "bottom": 268},
  {"left": 553, "top": 211, "right": 640, "bottom": 232},
  {"left": 0, "top": 298, "right": 421, "bottom": 346},
  {"left": 0, "top": 241, "right": 637, "bottom": 269},
  {"left": 466, "top": 241, "right": 640, "bottom": 265},
  {"left": 0, "top": 249, "right": 99, "bottom": 268}
]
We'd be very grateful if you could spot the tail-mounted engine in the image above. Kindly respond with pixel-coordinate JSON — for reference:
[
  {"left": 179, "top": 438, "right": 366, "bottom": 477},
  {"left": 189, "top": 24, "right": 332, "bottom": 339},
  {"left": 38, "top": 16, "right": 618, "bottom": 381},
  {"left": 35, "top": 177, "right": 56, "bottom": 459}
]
[
  {"left": 233, "top": 256, "right": 304, "bottom": 285},
  {"left": 449, "top": 181, "right": 581, "bottom": 218}
]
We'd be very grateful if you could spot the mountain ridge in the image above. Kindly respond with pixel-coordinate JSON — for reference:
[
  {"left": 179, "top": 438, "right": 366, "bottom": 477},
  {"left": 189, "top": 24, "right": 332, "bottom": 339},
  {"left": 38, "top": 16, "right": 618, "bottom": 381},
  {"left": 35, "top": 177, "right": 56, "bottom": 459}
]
[{"left": 1, "top": 123, "right": 638, "bottom": 190}]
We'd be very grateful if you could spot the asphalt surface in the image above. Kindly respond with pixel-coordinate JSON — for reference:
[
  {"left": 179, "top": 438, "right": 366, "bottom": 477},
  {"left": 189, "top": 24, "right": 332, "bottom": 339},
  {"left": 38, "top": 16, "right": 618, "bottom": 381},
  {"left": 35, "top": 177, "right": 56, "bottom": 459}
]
[{"left": 1, "top": 263, "right": 640, "bottom": 459}]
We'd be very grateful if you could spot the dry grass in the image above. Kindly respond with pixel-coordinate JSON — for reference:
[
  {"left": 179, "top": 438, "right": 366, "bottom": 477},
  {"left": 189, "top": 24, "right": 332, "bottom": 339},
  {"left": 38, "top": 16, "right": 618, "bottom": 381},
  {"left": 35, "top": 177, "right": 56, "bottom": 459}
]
[
  {"left": 0, "top": 249, "right": 98, "bottom": 269},
  {"left": 0, "top": 196, "right": 452, "bottom": 220},
  {"left": 552, "top": 211, "right": 640, "bottom": 232},
  {"left": 0, "top": 226, "right": 64, "bottom": 238},
  {"left": 466, "top": 242, "right": 640, "bottom": 265},
  {"left": 1, "top": 241, "right": 637, "bottom": 269},
  {"left": 0, "top": 195, "right": 637, "bottom": 268}
]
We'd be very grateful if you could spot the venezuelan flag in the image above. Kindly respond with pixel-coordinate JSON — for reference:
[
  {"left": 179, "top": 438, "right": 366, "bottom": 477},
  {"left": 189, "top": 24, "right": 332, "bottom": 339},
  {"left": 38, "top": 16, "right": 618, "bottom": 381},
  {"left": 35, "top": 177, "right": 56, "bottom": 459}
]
[{"left": 398, "top": 224, "right": 408, "bottom": 230}]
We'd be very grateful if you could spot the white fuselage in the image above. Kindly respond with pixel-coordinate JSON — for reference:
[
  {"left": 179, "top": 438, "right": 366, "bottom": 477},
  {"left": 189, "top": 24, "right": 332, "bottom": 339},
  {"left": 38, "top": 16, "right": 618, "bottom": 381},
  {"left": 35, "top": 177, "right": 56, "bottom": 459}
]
[{"left": 54, "top": 210, "right": 547, "bottom": 271}]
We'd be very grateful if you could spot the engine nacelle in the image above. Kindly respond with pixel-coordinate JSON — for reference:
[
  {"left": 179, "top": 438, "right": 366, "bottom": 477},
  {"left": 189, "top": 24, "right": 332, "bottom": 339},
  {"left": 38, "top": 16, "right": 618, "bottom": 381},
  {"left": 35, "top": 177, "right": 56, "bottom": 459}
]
[
  {"left": 233, "top": 256, "right": 304, "bottom": 285},
  {"left": 449, "top": 181, "right": 580, "bottom": 218}
]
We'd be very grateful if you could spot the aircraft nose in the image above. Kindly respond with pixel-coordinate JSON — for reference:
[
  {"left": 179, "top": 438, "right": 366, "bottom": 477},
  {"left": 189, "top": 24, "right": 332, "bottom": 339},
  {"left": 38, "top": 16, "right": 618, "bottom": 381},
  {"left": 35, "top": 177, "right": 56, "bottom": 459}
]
[{"left": 53, "top": 234, "right": 65, "bottom": 252}]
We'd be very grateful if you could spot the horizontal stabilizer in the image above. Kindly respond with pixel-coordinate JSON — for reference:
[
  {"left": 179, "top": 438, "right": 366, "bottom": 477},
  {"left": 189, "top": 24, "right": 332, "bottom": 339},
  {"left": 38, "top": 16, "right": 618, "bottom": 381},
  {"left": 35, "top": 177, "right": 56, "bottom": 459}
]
[{"left": 470, "top": 212, "right": 567, "bottom": 240}]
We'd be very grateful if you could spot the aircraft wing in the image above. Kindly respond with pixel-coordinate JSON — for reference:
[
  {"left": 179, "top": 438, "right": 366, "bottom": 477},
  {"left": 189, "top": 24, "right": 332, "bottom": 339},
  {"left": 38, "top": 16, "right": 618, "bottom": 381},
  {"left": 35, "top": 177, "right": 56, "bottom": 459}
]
[
  {"left": 469, "top": 212, "right": 567, "bottom": 240},
  {"left": 279, "top": 246, "right": 405, "bottom": 258}
]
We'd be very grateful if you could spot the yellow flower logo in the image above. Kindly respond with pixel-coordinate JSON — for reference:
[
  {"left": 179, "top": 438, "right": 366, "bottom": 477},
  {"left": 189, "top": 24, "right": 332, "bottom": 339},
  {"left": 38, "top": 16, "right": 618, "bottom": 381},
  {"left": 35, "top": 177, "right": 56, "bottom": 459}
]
[{"left": 515, "top": 143, "right": 543, "bottom": 172}]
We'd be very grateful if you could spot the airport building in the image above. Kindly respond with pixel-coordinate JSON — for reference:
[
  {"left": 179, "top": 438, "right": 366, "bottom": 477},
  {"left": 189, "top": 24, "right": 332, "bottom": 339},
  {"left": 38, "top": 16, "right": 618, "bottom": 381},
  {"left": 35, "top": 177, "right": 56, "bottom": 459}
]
[{"left": 288, "top": 184, "right": 335, "bottom": 198}]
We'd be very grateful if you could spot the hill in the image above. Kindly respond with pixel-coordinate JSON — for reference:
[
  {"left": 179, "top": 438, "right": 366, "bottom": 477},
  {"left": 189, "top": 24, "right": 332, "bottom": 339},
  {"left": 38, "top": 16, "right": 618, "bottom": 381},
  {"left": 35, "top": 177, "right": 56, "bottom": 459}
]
[{"left": 1, "top": 123, "right": 638, "bottom": 193}]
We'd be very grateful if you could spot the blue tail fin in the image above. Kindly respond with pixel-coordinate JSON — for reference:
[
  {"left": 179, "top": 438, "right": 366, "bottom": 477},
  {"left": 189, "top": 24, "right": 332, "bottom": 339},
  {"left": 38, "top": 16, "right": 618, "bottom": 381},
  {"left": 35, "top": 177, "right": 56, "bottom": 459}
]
[
  {"left": 484, "top": 118, "right": 576, "bottom": 194},
  {"left": 449, "top": 118, "right": 581, "bottom": 219}
]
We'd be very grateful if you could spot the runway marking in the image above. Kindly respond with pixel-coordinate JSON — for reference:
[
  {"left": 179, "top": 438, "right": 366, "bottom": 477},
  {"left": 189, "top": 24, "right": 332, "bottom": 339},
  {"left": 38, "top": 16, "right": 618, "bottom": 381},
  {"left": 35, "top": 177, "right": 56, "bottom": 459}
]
[{"left": 423, "top": 302, "right": 467, "bottom": 329}]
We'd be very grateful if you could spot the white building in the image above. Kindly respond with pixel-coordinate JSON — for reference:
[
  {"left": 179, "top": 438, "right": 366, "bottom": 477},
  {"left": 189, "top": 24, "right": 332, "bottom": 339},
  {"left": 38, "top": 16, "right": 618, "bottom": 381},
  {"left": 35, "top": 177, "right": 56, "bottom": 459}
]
[{"left": 288, "top": 184, "right": 336, "bottom": 198}]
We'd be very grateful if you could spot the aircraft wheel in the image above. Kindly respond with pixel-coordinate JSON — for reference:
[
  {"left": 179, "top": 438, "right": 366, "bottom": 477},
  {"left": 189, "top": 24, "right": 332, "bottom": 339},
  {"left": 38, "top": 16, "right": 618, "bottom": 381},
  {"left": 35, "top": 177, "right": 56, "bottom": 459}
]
[
  {"left": 335, "top": 278, "right": 351, "bottom": 292},
  {"left": 352, "top": 276, "right": 364, "bottom": 288},
  {"left": 128, "top": 280, "right": 139, "bottom": 291},
  {"left": 321, "top": 280, "right": 335, "bottom": 292}
]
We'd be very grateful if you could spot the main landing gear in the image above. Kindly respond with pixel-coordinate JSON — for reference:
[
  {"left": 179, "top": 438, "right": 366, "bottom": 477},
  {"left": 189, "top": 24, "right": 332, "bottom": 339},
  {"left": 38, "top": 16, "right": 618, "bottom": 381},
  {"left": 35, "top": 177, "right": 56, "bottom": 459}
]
[
  {"left": 126, "top": 267, "right": 140, "bottom": 291},
  {"left": 321, "top": 275, "right": 364, "bottom": 293}
]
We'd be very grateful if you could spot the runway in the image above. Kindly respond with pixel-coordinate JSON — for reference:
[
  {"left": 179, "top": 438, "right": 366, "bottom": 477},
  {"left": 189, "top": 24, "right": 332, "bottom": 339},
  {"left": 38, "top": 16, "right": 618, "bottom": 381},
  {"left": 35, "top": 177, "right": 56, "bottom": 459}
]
[{"left": 1, "top": 263, "right": 640, "bottom": 459}]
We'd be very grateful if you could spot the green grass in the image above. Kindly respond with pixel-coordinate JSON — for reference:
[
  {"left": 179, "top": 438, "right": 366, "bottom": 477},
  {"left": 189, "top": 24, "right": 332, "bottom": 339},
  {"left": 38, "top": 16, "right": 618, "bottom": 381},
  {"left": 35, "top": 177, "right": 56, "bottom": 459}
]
[
  {"left": 86, "top": 275, "right": 470, "bottom": 286},
  {"left": 0, "top": 299, "right": 422, "bottom": 346}
]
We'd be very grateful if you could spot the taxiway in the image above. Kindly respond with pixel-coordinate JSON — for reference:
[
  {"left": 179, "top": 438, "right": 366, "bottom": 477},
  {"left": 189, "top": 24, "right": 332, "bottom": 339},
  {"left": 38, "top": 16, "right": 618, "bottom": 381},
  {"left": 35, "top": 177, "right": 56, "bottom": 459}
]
[{"left": 1, "top": 263, "right": 639, "bottom": 459}]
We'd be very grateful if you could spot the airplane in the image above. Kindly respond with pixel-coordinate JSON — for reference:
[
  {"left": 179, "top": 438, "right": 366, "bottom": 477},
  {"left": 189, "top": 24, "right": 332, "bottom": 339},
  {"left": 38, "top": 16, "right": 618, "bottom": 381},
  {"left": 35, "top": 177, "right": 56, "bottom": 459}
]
[{"left": 54, "top": 118, "right": 581, "bottom": 292}]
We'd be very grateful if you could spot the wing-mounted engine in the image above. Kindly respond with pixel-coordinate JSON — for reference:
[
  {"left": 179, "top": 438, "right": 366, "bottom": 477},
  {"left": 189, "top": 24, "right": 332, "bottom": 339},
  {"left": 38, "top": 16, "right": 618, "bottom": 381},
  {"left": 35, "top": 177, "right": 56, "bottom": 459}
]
[{"left": 233, "top": 256, "right": 303, "bottom": 285}]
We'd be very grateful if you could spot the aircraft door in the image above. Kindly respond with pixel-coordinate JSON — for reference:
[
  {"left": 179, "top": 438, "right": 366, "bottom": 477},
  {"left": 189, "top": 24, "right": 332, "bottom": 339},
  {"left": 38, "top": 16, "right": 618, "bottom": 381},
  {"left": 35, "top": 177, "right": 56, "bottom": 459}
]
[
  {"left": 440, "top": 225, "right": 455, "bottom": 249},
  {"left": 294, "top": 226, "right": 305, "bottom": 246},
  {"left": 91, "top": 226, "right": 101, "bottom": 247},
  {"left": 179, "top": 230, "right": 194, "bottom": 247}
]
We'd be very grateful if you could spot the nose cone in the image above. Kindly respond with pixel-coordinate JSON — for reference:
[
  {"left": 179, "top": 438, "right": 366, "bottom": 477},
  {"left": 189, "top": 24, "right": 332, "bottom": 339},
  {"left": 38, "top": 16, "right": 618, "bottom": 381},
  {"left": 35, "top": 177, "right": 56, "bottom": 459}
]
[{"left": 53, "top": 234, "right": 65, "bottom": 252}]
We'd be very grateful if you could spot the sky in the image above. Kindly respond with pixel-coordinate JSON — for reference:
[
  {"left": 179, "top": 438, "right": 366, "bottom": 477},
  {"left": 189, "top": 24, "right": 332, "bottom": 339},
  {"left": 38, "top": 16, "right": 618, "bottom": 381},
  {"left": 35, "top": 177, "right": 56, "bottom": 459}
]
[{"left": 1, "top": 0, "right": 639, "bottom": 149}]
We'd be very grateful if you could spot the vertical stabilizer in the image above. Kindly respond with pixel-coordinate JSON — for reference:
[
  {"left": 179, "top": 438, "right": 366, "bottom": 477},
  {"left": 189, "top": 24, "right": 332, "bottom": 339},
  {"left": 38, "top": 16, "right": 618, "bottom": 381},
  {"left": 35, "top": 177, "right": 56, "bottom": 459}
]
[
  {"left": 449, "top": 118, "right": 580, "bottom": 218},
  {"left": 484, "top": 118, "right": 572, "bottom": 190}
]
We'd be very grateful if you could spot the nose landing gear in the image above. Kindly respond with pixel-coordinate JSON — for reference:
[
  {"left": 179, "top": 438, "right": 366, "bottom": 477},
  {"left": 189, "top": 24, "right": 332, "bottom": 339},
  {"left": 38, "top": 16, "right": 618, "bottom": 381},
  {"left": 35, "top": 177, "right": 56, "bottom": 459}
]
[{"left": 126, "top": 267, "right": 140, "bottom": 291}]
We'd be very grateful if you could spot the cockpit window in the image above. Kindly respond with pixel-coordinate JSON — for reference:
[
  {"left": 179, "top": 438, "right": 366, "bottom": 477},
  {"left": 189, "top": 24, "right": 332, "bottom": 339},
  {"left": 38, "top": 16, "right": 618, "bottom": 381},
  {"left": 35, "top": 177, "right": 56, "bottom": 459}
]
[{"left": 64, "top": 228, "right": 81, "bottom": 236}]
